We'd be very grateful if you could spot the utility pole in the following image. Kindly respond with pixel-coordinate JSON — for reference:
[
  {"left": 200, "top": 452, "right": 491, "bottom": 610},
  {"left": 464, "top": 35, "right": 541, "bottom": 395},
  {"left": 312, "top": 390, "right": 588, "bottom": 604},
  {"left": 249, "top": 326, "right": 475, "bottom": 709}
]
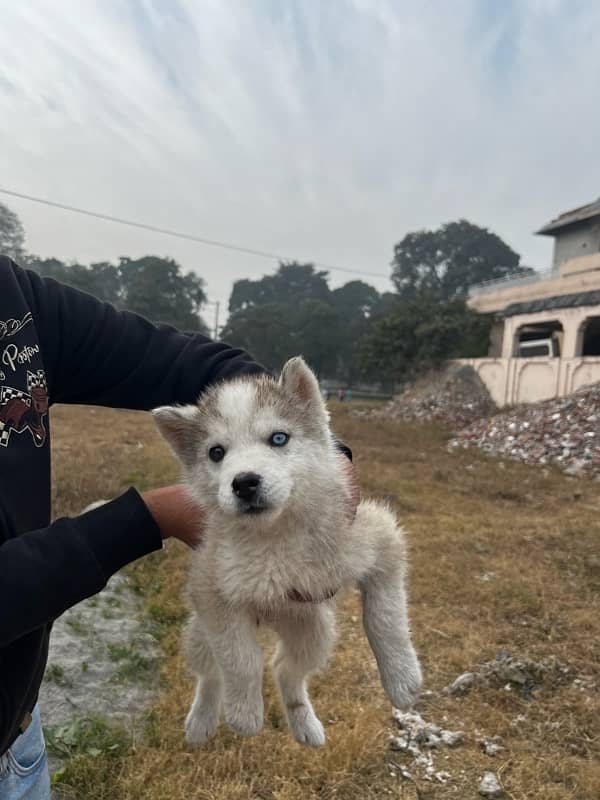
[
  {"left": 205, "top": 300, "right": 221, "bottom": 340},
  {"left": 213, "top": 300, "right": 220, "bottom": 340}
]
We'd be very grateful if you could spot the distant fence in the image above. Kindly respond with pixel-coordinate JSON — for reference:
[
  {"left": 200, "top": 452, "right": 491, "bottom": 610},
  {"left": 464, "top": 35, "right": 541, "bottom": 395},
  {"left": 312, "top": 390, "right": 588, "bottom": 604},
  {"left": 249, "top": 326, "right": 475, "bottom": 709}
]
[
  {"left": 468, "top": 268, "right": 550, "bottom": 297},
  {"left": 320, "top": 380, "right": 394, "bottom": 401}
]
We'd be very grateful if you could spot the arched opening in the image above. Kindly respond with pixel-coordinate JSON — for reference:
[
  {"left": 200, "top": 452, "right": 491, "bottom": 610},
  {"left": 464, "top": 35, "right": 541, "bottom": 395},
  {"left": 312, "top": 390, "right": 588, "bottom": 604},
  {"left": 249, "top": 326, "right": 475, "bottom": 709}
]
[
  {"left": 580, "top": 316, "right": 600, "bottom": 356},
  {"left": 514, "top": 320, "right": 563, "bottom": 357}
]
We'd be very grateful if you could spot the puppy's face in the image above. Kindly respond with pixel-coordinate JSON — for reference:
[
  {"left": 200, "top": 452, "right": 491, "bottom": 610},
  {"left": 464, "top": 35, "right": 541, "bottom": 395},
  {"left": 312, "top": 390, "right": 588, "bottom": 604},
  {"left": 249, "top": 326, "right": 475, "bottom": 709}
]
[{"left": 154, "top": 358, "right": 331, "bottom": 523}]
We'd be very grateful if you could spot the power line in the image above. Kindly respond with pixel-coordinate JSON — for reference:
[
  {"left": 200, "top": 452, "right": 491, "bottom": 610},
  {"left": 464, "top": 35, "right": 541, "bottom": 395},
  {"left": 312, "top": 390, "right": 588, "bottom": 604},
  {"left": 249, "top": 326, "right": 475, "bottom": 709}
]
[{"left": 0, "top": 187, "right": 390, "bottom": 281}]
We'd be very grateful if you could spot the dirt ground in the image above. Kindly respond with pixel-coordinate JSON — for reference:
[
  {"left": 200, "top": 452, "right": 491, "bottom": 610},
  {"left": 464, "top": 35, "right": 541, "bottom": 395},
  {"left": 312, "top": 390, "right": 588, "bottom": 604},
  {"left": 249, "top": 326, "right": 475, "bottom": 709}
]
[
  {"left": 40, "top": 571, "right": 159, "bottom": 774},
  {"left": 47, "top": 402, "right": 599, "bottom": 800}
]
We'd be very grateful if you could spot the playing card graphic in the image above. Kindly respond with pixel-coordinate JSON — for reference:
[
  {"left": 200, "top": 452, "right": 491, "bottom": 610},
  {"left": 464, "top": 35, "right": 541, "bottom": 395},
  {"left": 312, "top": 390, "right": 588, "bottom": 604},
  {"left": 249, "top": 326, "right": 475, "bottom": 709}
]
[{"left": 0, "top": 370, "right": 49, "bottom": 447}]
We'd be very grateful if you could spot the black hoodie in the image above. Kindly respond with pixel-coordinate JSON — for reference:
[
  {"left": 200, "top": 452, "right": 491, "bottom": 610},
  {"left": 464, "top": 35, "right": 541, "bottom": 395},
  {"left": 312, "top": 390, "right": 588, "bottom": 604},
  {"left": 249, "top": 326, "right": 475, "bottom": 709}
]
[{"left": 0, "top": 256, "right": 266, "bottom": 755}]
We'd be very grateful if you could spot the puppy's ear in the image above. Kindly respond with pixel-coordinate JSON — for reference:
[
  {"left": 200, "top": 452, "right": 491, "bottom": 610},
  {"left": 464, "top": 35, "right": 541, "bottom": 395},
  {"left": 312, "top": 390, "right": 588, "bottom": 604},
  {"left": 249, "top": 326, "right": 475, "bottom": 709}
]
[
  {"left": 152, "top": 405, "right": 200, "bottom": 468},
  {"left": 279, "top": 357, "right": 326, "bottom": 414}
]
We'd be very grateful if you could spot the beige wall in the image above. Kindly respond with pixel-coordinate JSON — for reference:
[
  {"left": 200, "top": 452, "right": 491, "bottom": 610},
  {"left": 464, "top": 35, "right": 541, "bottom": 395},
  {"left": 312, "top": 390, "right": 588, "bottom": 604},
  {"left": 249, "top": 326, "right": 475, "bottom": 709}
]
[
  {"left": 552, "top": 223, "right": 600, "bottom": 270},
  {"left": 456, "top": 357, "right": 600, "bottom": 407},
  {"left": 561, "top": 251, "right": 600, "bottom": 277},
  {"left": 468, "top": 252, "right": 600, "bottom": 315}
]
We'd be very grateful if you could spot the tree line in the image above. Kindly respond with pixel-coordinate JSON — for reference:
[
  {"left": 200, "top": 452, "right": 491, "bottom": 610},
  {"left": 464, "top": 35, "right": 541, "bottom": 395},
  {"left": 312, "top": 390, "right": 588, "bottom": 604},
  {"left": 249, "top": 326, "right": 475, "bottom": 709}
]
[
  {"left": 0, "top": 203, "right": 207, "bottom": 333},
  {"left": 222, "top": 219, "right": 528, "bottom": 385},
  {"left": 1, "top": 201, "right": 529, "bottom": 385}
]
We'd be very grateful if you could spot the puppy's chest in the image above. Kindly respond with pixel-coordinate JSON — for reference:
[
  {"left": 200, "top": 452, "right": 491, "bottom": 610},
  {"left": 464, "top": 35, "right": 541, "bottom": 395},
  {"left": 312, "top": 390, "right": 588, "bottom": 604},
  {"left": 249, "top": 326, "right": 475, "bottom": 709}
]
[{"left": 213, "top": 530, "right": 345, "bottom": 607}]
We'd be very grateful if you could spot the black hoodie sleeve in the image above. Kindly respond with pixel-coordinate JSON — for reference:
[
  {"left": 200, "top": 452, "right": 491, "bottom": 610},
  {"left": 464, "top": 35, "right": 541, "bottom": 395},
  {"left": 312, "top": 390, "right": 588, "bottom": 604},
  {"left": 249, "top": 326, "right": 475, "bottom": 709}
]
[
  {"left": 0, "top": 489, "right": 161, "bottom": 648},
  {"left": 14, "top": 264, "right": 266, "bottom": 409}
]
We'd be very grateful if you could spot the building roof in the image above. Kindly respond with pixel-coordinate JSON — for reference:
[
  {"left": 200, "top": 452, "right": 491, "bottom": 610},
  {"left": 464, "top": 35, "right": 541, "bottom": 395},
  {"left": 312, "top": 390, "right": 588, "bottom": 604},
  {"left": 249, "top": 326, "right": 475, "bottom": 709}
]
[
  {"left": 537, "top": 198, "right": 600, "bottom": 236},
  {"left": 503, "top": 289, "right": 600, "bottom": 317}
]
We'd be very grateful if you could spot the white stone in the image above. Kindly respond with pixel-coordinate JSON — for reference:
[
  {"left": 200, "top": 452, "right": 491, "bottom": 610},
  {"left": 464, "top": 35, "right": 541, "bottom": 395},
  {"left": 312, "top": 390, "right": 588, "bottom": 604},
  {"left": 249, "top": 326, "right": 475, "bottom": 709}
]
[{"left": 479, "top": 771, "right": 504, "bottom": 798}]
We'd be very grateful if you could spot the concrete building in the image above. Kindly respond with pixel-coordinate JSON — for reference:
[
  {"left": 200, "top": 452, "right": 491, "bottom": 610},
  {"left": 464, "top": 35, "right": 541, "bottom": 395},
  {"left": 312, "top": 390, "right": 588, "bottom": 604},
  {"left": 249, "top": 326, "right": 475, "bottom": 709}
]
[{"left": 461, "top": 199, "right": 600, "bottom": 407}]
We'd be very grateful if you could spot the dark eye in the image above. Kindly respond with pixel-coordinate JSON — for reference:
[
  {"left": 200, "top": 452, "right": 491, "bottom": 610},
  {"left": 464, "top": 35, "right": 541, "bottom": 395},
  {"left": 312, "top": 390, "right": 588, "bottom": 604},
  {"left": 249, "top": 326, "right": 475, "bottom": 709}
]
[
  {"left": 269, "top": 432, "right": 289, "bottom": 447},
  {"left": 208, "top": 445, "right": 225, "bottom": 463}
]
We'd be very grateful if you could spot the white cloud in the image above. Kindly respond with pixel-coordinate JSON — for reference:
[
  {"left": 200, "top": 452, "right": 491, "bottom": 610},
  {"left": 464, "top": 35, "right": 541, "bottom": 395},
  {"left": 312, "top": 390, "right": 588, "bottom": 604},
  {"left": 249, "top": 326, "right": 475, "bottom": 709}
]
[{"left": 1, "top": 0, "right": 599, "bottom": 311}]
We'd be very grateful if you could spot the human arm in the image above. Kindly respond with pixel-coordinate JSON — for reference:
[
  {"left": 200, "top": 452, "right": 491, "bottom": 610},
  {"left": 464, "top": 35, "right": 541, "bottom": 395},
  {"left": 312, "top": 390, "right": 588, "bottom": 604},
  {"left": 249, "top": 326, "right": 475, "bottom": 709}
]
[
  {"left": 0, "top": 486, "right": 204, "bottom": 648},
  {"left": 12, "top": 260, "right": 264, "bottom": 410}
]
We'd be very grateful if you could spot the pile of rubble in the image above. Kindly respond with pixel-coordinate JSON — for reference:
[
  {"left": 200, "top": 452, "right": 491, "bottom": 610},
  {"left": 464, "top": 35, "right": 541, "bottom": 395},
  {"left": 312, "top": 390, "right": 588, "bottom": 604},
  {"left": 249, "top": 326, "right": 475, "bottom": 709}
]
[
  {"left": 361, "top": 363, "right": 600, "bottom": 478},
  {"left": 365, "top": 364, "right": 497, "bottom": 428},
  {"left": 389, "top": 709, "right": 463, "bottom": 785},
  {"left": 450, "top": 382, "right": 600, "bottom": 477},
  {"left": 443, "top": 651, "right": 574, "bottom": 700},
  {"left": 388, "top": 651, "right": 578, "bottom": 796},
  {"left": 389, "top": 705, "right": 506, "bottom": 796}
]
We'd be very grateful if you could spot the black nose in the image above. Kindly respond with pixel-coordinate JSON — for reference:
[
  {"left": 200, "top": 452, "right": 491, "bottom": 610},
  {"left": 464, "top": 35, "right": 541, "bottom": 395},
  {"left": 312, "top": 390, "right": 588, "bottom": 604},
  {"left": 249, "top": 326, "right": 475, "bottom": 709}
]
[{"left": 232, "top": 472, "right": 262, "bottom": 502}]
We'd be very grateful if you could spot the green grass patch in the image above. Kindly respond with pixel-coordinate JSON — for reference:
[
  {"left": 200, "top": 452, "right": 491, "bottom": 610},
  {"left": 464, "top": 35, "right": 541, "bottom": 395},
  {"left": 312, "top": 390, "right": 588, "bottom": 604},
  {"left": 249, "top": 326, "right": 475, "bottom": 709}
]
[
  {"left": 45, "top": 663, "right": 71, "bottom": 687},
  {"left": 107, "top": 643, "right": 156, "bottom": 684},
  {"left": 46, "top": 716, "right": 130, "bottom": 799}
]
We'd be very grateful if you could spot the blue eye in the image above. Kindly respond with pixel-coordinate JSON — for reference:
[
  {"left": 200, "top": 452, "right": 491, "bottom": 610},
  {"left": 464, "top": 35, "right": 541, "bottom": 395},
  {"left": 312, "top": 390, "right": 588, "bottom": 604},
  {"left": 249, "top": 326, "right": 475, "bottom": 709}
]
[{"left": 269, "top": 432, "right": 289, "bottom": 447}]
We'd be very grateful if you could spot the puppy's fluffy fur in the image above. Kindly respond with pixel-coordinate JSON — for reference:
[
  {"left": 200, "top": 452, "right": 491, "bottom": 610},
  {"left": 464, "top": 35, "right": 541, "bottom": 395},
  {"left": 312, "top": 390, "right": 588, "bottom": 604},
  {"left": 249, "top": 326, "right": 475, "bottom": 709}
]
[{"left": 154, "top": 357, "right": 421, "bottom": 747}]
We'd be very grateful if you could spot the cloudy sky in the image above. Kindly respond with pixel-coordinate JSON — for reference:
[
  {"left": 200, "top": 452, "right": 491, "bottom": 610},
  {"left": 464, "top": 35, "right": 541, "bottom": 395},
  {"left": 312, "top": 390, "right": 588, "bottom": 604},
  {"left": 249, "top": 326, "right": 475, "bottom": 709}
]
[{"left": 1, "top": 0, "right": 599, "bottom": 315}]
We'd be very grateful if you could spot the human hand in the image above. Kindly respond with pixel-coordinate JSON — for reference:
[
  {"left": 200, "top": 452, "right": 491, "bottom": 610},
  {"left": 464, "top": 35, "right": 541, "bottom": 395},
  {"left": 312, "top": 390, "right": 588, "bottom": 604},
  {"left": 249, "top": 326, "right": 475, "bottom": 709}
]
[{"left": 142, "top": 485, "right": 204, "bottom": 549}]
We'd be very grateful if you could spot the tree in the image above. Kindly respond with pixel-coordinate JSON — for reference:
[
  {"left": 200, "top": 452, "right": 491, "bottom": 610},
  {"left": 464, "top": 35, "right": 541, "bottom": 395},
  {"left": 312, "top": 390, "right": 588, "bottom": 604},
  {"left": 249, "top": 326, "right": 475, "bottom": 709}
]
[
  {"left": 391, "top": 219, "right": 527, "bottom": 302},
  {"left": 119, "top": 256, "right": 207, "bottom": 331},
  {"left": 0, "top": 203, "right": 26, "bottom": 262},
  {"left": 328, "top": 281, "right": 381, "bottom": 383},
  {"left": 357, "top": 296, "right": 491, "bottom": 383},
  {"left": 28, "top": 257, "right": 121, "bottom": 301},
  {"left": 224, "top": 263, "right": 381, "bottom": 377},
  {"left": 220, "top": 303, "right": 295, "bottom": 369},
  {"left": 29, "top": 254, "right": 208, "bottom": 332},
  {"left": 25, "top": 257, "right": 70, "bottom": 282},
  {"left": 223, "top": 299, "right": 344, "bottom": 376},
  {"left": 330, "top": 280, "right": 381, "bottom": 316},
  {"left": 229, "top": 262, "right": 331, "bottom": 313},
  {"left": 86, "top": 262, "right": 122, "bottom": 304},
  {"left": 293, "top": 300, "right": 344, "bottom": 377}
]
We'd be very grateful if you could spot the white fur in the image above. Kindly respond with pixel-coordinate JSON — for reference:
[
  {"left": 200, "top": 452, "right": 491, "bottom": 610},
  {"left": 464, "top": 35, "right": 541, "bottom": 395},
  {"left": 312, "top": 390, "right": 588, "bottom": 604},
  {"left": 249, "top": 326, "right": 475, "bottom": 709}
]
[
  {"left": 154, "top": 357, "right": 421, "bottom": 748},
  {"left": 80, "top": 500, "right": 108, "bottom": 514}
]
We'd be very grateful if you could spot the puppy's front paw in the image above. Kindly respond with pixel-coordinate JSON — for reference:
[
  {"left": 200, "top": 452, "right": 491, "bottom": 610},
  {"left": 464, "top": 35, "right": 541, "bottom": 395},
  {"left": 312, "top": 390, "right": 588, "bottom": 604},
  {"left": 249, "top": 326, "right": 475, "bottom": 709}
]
[
  {"left": 382, "top": 647, "right": 423, "bottom": 709},
  {"left": 287, "top": 703, "right": 326, "bottom": 748},
  {"left": 185, "top": 705, "right": 219, "bottom": 747},
  {"left": 224, "top": 696, "right": 264, "bottom": 737}
]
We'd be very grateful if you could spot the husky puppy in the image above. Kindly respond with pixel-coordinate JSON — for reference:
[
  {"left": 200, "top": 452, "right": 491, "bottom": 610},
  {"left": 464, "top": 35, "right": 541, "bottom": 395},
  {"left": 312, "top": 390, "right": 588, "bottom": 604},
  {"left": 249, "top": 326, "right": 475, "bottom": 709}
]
[{"left": 153, "top": 357, "right": 421, "bottom": 747}]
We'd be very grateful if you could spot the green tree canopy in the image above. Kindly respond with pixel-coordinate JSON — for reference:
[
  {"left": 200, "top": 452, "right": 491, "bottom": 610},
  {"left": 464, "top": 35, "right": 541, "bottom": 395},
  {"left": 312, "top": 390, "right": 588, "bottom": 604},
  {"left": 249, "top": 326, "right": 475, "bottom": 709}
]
[
  {"left": 118, "top": 256, "right": 207, "bottom": 330},
  {"left": 28, "top": 254, "right": 207, "bottom": 332},
  {"left": 391, "top": 219, "right": 528, "bottom": 302},
  {"left": 330, "top": 280, "right": 381, "bottom": 316},
  {"left": 358, "top": 295, "right": 491, "bottom": 382},
  {"left": 229, "top": 262, "right": 331, "bottom": 313},
  {"left": 26, "top": 258, "right": 122, "bottom": 305},
  {"left": 220, "top": 303, "right": 294, "bottom": 369},
  {"left": 224, "top": 263, "right": 380, "bottom": 376}
]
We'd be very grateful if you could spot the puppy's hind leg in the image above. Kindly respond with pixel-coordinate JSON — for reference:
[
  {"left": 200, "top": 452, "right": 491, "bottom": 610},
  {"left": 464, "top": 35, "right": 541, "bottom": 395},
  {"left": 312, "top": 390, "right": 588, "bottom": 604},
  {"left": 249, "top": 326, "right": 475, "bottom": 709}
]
[
  {"left": 183, "top": 615, "right": 223, "bottom": 746},
  {"left": 357, "top": 504, "right": 422, "bottom": 709},
  {"left": 360, "top": 568, "right": 421, "bottom": 709},
  {"left": 271, "top": 604, "right": 336, "bottom": 747}
]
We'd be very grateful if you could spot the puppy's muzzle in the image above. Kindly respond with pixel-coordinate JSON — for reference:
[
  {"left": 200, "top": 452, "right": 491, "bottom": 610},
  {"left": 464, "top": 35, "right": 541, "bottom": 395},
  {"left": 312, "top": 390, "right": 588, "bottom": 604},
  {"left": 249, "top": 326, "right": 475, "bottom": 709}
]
[{"left": 232, "top": 472, "right": 262, "bottom": 503}]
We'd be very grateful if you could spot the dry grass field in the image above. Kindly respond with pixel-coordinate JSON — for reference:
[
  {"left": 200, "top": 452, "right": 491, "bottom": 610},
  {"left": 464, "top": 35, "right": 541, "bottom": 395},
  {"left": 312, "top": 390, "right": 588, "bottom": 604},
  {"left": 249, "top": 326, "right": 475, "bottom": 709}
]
[{"left": 49, "top": 403, "right": 599, "bottom": 800}]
